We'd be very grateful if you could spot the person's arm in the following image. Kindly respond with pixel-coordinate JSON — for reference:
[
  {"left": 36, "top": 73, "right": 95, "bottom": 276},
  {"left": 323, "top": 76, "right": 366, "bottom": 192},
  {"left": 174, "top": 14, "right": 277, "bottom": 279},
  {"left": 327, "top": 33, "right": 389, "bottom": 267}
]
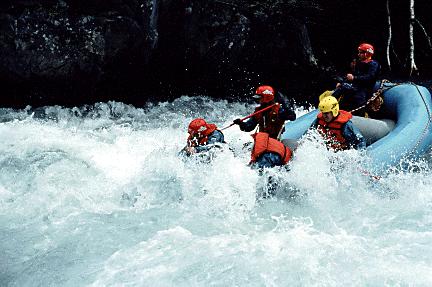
[
  {"left": 352, "top": 61, "right": 380, "bottom": 84},
  {"left": 275, "top": 92, "right": 296, "bottom": 121},
  {"left": 236, "top": 117, "right": 258, "bottom": 132},
  {"left": 206, "top": 130, "right": 225, "bottom": 145},
  {"left": 343, "top": 121, "right": 366, "bottom": 149},
  {"left": 194, "top": 130, "right": 225, "bottom": 153},
  {"left": 278, "top": 103, "right": 296, "bottom": 121}
]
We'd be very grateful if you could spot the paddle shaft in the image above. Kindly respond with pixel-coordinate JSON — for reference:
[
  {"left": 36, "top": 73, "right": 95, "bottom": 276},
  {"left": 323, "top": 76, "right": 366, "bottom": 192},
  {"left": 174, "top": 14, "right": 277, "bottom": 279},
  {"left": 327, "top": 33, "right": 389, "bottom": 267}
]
[
  {"left": 221, "top": 103, "right": 278, "bottom": 130},
  {"left": 359, "top": 168, "right": 381, "bottom": 181}
]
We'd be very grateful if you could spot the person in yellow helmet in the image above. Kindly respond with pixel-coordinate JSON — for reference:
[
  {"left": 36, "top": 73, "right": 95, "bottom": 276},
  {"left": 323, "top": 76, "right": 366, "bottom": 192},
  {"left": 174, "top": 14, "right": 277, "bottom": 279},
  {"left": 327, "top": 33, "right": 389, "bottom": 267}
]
[
  {"left": 319, "top": 90, "right": 334, "bottom": 102},
  {"left": 310, "top": 94, "right": 366, "bottom": 151}
]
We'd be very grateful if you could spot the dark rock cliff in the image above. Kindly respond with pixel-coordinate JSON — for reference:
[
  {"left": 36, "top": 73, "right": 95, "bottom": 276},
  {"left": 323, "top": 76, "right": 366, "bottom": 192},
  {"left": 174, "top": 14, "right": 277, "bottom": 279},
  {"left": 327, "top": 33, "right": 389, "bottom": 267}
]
[{"left": 0, "top": 0, "right": 431, "bottom": 107}]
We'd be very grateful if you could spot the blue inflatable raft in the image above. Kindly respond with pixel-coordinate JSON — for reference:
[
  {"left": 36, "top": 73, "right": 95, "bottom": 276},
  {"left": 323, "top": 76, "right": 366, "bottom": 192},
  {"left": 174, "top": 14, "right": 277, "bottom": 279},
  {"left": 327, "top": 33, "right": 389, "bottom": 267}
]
[{"left": 281, "top": 83, "right": 432, "bottom": 173}]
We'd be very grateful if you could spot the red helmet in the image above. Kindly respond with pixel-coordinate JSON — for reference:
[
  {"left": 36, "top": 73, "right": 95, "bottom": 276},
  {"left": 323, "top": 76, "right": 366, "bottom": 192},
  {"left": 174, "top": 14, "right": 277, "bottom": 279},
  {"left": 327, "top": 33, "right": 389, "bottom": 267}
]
[
  {"left": 358, "top": 43, "right": 374, "bottom": 55},
  {"left": 188, "top": 118, "right": 208, "bottom": 135},
  {"left": 254, "top": 85, "right": 275, "bottom": 104}
]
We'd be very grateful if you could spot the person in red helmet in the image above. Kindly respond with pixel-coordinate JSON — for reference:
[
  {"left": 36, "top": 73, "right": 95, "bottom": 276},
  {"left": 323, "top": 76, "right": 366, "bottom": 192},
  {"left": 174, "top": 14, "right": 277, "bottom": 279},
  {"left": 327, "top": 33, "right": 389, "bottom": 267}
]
[
  {"left": 333, "top": 43, "right": 381, "bottom": 116},
  {"left": 181, "top": 118, "right": 225, "bottom": 156},
  {"left": 233, "top": 85, "right": 296, "bottom": 139}
]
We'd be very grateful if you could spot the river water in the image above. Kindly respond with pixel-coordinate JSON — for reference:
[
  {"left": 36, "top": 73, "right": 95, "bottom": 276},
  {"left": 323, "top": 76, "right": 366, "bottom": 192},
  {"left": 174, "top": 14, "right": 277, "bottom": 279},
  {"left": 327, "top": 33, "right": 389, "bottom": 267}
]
[{"left": 1, "top": 97, "right": 432, "bottom": 286}]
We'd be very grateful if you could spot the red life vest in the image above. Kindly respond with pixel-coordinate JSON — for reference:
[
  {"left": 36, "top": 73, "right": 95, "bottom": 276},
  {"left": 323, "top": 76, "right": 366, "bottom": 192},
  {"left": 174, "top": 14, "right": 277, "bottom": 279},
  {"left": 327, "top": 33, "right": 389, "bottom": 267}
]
[
  {"left": 250, "top": 132, "right": 292, "bottom": 164},
  {"left": 317, "top": 110, "right": 352, "bottom": 151},
  {"left": 252, "top": 104, "right": 284, "bottom": 139},
  {"left": 187, "top": 123, "right": 218, "bottom": 147}
]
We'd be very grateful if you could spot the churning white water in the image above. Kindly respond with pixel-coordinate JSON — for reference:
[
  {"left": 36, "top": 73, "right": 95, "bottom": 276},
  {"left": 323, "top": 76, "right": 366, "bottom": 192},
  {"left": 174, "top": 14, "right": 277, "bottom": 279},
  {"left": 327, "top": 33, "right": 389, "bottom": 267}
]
[{"left": 1, "top": 97, "right": 432, "bottom": 286}]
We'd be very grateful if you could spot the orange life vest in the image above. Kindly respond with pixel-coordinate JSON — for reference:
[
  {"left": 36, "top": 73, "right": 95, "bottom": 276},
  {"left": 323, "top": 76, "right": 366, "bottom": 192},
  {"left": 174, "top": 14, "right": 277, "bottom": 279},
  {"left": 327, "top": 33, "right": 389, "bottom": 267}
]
[
  {"left": 252, "top": 104, "right": 284, "bottom": 139},
  {"left": 187, "top": 124, "right": 218, "bottom": 147},
  {"left": 317, "top": 110, "right": 352, "bottom": 151},
  {"left": 250, "top": 132, "right": 292, "bottom": 164}
]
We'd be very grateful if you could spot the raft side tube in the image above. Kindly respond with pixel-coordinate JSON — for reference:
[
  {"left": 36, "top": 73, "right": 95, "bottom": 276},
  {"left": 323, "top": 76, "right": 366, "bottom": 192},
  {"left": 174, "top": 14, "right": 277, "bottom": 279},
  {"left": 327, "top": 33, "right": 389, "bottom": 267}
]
[
  {"left": 281, "top": 83, "right": 432, "bottom": 173},
  {"left": 351, "top": 116, "right": 395, "bottom": 146}
]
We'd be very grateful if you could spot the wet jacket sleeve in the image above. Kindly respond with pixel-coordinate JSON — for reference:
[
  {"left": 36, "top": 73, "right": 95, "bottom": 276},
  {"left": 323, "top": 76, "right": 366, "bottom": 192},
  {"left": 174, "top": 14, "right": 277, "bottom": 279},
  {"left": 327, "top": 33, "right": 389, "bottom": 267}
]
[
  {"left": 194, "top": 130, "right": 225, "bottom": 153},
  {"left": 353, "top": 61, "right": 380, "bottom": 86},
  {"left": 275, "top": 92, "right": 296, "bottom": 121},
  {"left": 278, "top": 103, "right": 296, "bottom": 121},
  {"left": 342, "top": 121, "right": 366, "bottom": 149},
  {"left": 239, "top": 117, "right": 258, "bottom": 132}
]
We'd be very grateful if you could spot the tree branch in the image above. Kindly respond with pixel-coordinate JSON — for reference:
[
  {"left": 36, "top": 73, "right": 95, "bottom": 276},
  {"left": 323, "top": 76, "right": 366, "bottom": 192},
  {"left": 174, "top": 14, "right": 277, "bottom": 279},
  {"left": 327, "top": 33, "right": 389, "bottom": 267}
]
[
  {"left": 414, "top": 18, "right": 432, "bottom": 51},
  {"left": 409, "top": 0, "right": 418, "bottom": 76},
  {"left": 385, "top": 0, "right": 392, "bottom": 71}
]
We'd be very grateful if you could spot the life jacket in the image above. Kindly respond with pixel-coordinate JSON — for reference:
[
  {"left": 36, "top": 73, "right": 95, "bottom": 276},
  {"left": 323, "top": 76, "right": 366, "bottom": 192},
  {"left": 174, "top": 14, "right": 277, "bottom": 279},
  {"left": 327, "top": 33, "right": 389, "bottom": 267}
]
[
  {"left": 252, "top": 103, "right": 284, "bottom": 139},
  {"left": 187, "top": 123, "right": 218, "bottom": 147},
  {"left": 250, "top": 132, "right": 292, "bottom": 164},
  {"left": 316, "top": 110, "right": 352, "bottom": 151}
]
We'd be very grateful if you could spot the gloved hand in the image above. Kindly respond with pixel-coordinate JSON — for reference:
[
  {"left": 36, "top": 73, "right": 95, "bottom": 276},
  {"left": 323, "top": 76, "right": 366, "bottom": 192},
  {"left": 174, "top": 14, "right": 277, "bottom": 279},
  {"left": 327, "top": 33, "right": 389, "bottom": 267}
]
[{"left": 233, "top": 118, "right": 242, "bottom": 125}]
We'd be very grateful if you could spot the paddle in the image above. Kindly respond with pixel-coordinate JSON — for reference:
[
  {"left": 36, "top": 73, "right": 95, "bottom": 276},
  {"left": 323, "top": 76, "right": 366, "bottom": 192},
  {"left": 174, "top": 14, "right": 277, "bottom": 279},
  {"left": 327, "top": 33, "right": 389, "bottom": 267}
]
[{"left": 221, "top": 103, "right": 278, "bottom": 130}]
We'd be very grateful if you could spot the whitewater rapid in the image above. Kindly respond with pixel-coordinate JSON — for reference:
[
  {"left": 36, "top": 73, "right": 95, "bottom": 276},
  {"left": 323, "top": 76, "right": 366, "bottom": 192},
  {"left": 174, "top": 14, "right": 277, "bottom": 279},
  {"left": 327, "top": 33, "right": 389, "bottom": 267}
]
[{"left": 1, "top": 97, "right": 432, "bottom": 286}]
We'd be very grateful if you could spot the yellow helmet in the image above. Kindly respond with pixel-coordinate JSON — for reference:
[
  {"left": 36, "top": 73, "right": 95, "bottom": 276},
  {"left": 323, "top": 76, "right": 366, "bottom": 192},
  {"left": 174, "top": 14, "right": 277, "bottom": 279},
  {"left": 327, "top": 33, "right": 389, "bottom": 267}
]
[
  {"left": 319, "top": 90, "right": 334, "bottom": 102},
  {"left": 318, "top": 96, "right": 339, "bottom": 117}
]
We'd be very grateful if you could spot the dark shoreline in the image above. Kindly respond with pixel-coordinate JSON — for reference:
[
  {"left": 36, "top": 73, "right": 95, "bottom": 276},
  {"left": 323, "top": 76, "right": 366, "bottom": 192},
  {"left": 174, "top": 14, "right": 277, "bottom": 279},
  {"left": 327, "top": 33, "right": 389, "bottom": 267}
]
[{"left": 1, "top": 1, "right": 432, "bottom": 108}]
